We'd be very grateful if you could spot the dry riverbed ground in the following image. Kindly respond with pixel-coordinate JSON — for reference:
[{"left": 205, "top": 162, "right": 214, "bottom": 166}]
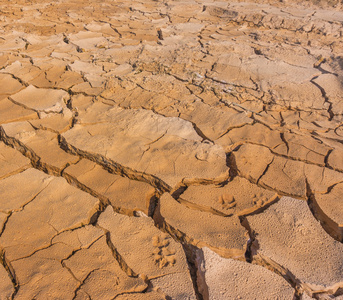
[{"left": 0, "top": 0, "right": 343, "bottom": 299}]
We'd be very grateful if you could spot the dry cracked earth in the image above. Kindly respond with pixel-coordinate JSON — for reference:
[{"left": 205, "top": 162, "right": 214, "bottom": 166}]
[{"left": 0, "top": 0, "right": 343, "bottom": 299}]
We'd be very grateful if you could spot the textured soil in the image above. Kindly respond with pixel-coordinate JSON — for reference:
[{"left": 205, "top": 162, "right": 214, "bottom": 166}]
[{"left": 0, "top": 0, "right": 343, "bottom": 299}]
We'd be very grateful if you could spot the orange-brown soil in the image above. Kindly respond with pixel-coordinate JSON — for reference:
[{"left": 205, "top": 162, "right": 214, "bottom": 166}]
[{"left": 0, "top": 0, "right": 343, "bottom": 298}]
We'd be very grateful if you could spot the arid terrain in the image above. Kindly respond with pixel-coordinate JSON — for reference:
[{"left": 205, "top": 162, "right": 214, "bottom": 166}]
[{"left": 0, "top": 0, "right": 343, "bottom": 299}]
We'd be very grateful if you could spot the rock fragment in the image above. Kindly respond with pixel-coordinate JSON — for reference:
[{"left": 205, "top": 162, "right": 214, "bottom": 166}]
[
  {"left": 314, "top": 183, "right": 343, "bottom": 241},
  {"left": 159, "top": 193, "right": 247, "bottom": 258},
  {"left": 64, "top": 158, "right": 155, "bottom": 215},
  {"left": 0, "top": 263, "right": 14, "bottom": 300},
  {"left": 181, "top": 176, "right": 277, "bottom": 216},
  {"left": 0, "top": 141, "right": 30, "bottom": 179},
  {"left": 247, "top": 197, "right": 343, "bottom": 293},
  {"left": 98, "top": 206, "right": 196, "bottom": 299},
  {"left": 1, "top": 122, "right": 79, "bottom": 175},
  {"left": 0, "top": 169, "right": 99, "bottom": 261},
  {"left": 0, "top": 98, "right": 38, "bottom": 124},
  {"left": 196, "top": 247, "right": 295, "bottom": 300},
  {"left": 62, "top": 104, "right": 228, "bottom": 187},
  {"left": 64, "top": 236, "right": 147, "bottom": 299},
  {"left": 10, "top": 85, "right": 69, "bottom": 114}
]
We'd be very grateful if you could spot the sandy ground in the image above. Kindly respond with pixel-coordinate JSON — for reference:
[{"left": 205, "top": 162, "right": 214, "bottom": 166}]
[{"left": 0, "top": 0, "right": 343, "bottom": 299}]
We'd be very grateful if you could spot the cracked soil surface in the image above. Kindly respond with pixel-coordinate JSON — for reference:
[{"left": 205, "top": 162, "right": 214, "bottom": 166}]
[{"left": 0, "top": 0, "right": 343, "bottom": 299}]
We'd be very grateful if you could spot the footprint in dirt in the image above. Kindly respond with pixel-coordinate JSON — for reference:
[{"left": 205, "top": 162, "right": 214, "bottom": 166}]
[
  {"left": 152, "top": 234, "right": 176, "bottom": 269},
  {"left": 218, "top": 193, "right": 236, "bottom": 210}
]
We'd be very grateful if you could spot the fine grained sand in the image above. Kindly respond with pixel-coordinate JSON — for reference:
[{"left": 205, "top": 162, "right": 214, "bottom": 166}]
[{"left": 0, "top": 0, "right": 343, "bottom": 298}]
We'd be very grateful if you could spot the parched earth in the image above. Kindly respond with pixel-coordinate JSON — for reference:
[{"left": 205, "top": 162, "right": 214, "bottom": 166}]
[{"left": 0, "top": 0, "right": 343, "bottom": 299}]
